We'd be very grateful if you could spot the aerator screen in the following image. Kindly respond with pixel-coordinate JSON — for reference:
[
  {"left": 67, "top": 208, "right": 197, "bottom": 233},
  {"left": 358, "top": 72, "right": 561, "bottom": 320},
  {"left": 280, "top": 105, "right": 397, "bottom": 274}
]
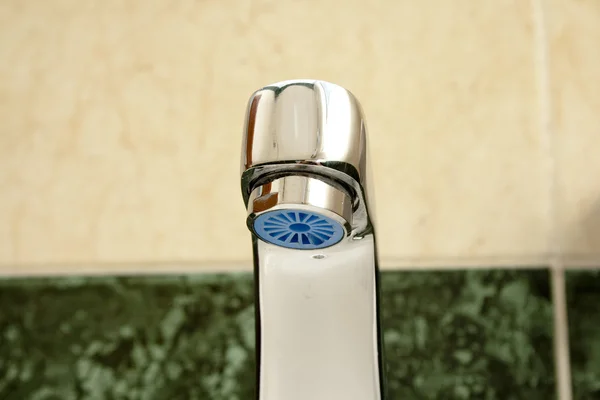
[{"left": 253, "top": 209, "right": 344, "bottom": 250}]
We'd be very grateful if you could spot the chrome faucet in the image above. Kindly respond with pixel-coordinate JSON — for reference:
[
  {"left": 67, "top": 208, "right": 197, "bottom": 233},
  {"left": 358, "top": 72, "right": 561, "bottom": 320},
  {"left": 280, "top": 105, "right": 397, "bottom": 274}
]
[{"left": 240, "top": 80, "right": 386, "bottom": 400}]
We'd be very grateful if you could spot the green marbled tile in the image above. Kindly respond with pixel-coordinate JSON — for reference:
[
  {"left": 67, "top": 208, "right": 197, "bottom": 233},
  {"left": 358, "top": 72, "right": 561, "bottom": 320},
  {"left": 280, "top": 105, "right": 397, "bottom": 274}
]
[
  {"left": 566, "top": 269, "right": 600, "bottom": 400},
  {"left": 381, "top": 270, "right": 555, "bottom": 399},
  {"left": 0, "top": 270, "right": 555, "bottom": 399},
  {"left": 0, "top": 275, "right": 256, "bottom": 400}
]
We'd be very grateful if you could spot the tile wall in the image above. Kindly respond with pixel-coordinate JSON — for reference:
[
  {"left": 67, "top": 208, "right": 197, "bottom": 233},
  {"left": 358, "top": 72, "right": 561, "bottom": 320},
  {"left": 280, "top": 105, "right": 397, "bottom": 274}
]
[
  {"left": 1, "top": 0, "right": 599, "bottom": 399},
  {"left": 2, "top": 268, "right": 599, "bottom": 399},
  {"left": 0, "top": 0, "right": 599, "bottom": 267},
  {"left": 0, "top": 269, "right": 560, "bottom": 399}
]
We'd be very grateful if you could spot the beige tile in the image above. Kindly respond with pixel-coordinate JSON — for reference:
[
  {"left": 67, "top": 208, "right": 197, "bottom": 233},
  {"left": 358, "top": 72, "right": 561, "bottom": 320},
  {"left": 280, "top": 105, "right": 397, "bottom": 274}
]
[
  {"left": 0, "top": 0, "right": 547, "bottom": 266},
  {"left": 364, "top": 1, "right": 547, "bottom": 261},
  {"left": 548, "top": 0, "right": 600, "bottom": 259}
]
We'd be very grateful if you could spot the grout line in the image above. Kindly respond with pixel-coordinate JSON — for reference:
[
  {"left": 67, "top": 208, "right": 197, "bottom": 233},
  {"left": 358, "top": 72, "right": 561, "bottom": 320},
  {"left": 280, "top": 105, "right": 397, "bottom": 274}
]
[
  {"left": 382, "top": 255, "right": 549, "bottom": 269},
  {"left": 385, "top": 255, "right": 600, "bottom": 268},
  {"left": 1, "top": 254, "right": 600, "bottom": 277},
  {"left": 2, "top": 252, "right": 600, "bottom": 277},
  {"left": 0, "top": 262, "right": 254, "bottom": 277},
  {"left": 531, "top": 0, "right": 573, "bottom": 397},
  {"left": 555, "top": 255, "right": 600, "bottom": 268},
  {"left": 551, "top": 265, "right": 573, "bottom": 400},
  {"left": 0, "top": 256, "right": 560, "bottom": 278},
  {"left": 531, "top": 0, "right": 558, "bottom": 256}
]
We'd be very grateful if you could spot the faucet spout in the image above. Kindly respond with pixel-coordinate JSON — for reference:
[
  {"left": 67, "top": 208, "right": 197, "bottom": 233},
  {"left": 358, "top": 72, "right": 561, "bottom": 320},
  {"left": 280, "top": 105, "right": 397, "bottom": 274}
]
[{"left": 241, "top": 80, "right": 386, "bottom": 400}]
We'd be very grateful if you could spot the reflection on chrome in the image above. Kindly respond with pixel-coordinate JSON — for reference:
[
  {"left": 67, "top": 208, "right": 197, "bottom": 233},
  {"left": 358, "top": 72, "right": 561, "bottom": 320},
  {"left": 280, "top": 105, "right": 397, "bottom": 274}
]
[{"left": 241, "top": 80, "right": 386, "bottom": 400}]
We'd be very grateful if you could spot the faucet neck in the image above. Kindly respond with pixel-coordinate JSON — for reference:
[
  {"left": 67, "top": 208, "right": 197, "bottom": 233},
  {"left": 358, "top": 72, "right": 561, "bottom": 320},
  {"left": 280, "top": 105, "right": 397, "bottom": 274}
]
[{"left": 254, "top": 235, "right": 386, "bottom": 400}]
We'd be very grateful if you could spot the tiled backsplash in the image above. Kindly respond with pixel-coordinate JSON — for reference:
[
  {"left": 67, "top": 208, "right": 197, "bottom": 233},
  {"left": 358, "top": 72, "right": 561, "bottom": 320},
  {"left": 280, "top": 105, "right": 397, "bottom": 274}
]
[
  {"left": 0, "top": 269, "right": 566, "bottom": 399},
  {"left": 1, "top": 0, "right": 599, "bottom": 268},
  {"left": 1, "top": 1, "right": 598, "bottom": 397}
]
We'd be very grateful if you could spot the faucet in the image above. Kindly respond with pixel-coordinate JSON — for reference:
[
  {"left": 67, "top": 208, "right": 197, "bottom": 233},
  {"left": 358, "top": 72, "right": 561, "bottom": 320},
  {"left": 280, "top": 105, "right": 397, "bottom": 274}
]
[{"left": 240, "top": 80, "right": 386, "bottom": 400}]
